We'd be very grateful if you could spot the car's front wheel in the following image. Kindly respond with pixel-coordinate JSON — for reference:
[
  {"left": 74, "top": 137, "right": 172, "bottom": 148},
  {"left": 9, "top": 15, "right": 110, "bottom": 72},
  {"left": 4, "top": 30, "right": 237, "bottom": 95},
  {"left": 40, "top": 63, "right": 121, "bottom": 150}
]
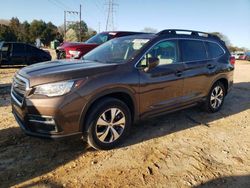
[
  {"left": 204, "top": 82, "right": 226, "bottom": 113},
  {"left": 86, "top": 98, "right": 131, "bottom": 150}
]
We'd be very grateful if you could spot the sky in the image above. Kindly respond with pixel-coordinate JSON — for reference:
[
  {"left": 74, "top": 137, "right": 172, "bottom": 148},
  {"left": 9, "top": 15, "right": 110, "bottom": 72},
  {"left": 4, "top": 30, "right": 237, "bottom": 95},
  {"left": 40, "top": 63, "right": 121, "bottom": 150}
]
[{"left": 1, "top": 0, "right": 250, "bottom": 49}]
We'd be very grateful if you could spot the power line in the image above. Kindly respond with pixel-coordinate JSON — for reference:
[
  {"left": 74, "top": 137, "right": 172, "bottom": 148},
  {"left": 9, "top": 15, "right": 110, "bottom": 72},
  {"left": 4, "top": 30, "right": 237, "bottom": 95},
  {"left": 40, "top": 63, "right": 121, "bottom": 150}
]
[
  {"left": 53, "top": 0, "right": 72, "bottom": 10},
  {"left": 47, "top": 0, "right": 64, "bottom": 10}
]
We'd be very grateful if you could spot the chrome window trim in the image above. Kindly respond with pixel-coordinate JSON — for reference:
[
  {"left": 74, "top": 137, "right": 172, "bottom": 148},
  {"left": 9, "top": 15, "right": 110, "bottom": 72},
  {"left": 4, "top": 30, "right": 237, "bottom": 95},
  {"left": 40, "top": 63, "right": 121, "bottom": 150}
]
[
  {"left": 11, "top": 74, "right": 30, "bottom": 107},
  {"left": 134, "top": 38, "right": 226, "bottom": 69}
]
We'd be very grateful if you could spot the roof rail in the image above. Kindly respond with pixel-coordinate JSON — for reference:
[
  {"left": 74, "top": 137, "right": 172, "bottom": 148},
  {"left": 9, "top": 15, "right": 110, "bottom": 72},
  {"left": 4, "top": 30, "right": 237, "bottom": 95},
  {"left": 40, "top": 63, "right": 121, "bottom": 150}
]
[{"left": 157, "top": 29, "right": 221, "bottom": 40}]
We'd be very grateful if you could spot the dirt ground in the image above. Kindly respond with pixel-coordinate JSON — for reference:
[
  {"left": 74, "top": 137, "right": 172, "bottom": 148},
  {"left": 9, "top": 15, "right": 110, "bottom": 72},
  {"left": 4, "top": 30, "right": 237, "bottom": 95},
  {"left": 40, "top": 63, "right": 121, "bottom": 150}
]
[{"left": 0, "top": 60, "right": 250, "bottom": 188}]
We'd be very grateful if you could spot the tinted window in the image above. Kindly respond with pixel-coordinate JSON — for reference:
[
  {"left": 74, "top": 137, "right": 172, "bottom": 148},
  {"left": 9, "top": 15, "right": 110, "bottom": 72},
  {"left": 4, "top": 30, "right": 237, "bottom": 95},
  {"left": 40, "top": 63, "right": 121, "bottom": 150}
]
[
  {"left": 141, "top": 40, "right": 178, "bottom": 67},
  {"left": 206, "top": 42, "right": 224, "bottom": 58},
  {"left": 1, "top": 43, "right": 11, "bottom": 52},
  {"left": 13, "top": 43, "right": 26, "bottom": 53},
  {"left": 180, "top": 40, "right": 207, "bottom": 61}
]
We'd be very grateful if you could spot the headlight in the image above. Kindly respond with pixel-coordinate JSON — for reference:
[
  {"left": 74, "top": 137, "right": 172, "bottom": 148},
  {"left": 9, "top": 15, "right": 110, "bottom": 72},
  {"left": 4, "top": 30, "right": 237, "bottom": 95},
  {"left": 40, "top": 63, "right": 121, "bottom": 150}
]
[
  {"left": 69, "top": 50, "right": 81, "bottom": 58},
  {"left": 34, "top": 81, "right": 75, "bottom": 97}
]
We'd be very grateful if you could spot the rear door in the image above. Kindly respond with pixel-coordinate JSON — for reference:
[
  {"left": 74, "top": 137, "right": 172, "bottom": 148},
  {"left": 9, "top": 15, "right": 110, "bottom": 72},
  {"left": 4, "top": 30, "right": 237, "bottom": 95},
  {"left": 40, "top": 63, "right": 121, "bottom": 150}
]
[
  {"left": 11, "top": 43, "right": 27, "bottom": 64},
  {"left": 138, "top": 40, "right": 185, "bottom": 117},
  {"left": 180, "top": 39, "right": 216, "bottom": 103},
  {"left": 26, "top": 45, "right": 42, "bottom": 64}
]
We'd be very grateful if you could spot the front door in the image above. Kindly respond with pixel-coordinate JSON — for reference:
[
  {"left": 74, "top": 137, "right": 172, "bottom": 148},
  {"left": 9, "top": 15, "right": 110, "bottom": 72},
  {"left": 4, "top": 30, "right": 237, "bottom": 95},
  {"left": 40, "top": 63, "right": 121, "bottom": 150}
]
[{"left": 138, "top": 40, "right": 184, "bottom": 118}]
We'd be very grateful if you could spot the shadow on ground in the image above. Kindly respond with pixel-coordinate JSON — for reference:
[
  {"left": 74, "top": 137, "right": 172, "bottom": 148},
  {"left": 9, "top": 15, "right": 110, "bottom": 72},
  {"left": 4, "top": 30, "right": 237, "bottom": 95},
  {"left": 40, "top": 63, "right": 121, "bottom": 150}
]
[
  {"left": 193, "top": 175, "right": 250, "bottom": 188},
  {"left": 0, "top": 128, "right": 89, "bottom": 187},
  {"left": 0, "top": 82, "right": 249, "bottom": 187},
  {"left": 122, "top": 82, "right": 250, "bottom": 147},
  {"left": 0, "top": 65, "right": 25, "bottom": 69}
]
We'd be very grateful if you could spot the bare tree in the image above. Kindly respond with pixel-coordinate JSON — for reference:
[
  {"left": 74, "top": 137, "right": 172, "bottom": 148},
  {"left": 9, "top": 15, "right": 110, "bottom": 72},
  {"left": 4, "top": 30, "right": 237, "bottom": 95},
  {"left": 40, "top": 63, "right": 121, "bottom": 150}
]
[{"left": 141, "top": 27, "right": 158, "bottom": 33}]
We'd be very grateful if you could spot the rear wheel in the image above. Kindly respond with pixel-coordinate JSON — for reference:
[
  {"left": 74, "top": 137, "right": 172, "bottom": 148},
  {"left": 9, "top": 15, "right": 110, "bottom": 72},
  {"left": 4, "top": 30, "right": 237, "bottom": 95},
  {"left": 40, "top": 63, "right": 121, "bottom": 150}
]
[
  {"left": 86, "top": 98, "right": 131, "bottom": 150},
  {"left": 204, "top": 82, "right": 225, "bottom": 113}
]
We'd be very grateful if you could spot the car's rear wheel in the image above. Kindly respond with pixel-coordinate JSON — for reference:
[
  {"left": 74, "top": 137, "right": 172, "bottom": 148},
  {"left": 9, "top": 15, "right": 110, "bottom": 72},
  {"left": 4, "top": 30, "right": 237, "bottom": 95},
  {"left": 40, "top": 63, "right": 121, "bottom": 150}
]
[
  {"left": 204, "top": 82, "right": 225, "bottom": 113},
  {"left": 86, "top": 98, "right": 131, "bottom": 150}
]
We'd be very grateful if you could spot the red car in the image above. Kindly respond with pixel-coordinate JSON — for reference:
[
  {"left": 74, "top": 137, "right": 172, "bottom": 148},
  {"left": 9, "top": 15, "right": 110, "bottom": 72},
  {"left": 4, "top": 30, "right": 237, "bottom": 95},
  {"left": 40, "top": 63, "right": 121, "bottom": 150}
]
[{"left": 56, "top": 31, "right": 146, "bottom": 59}]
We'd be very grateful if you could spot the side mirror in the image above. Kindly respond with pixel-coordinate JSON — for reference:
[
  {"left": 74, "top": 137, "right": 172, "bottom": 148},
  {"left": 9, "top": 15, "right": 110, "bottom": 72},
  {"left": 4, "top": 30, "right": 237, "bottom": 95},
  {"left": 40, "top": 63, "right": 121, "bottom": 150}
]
[{"left": 144, "top": 57, "right": 159, "bottom": 72}]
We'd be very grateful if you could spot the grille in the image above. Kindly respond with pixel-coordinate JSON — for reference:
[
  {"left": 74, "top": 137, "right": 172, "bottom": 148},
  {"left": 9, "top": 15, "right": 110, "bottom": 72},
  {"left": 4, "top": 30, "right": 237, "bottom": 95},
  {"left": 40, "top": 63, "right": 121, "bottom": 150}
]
[{"left": 11, "top": 75, "right": 27, "bottom": 106}]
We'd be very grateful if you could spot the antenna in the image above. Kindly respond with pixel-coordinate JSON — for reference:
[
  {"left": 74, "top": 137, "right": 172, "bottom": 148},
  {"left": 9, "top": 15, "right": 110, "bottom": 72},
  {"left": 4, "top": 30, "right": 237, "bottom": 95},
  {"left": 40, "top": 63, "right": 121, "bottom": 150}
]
[{"left": 105, "top": 0, "right": 117, "bottom": 31}]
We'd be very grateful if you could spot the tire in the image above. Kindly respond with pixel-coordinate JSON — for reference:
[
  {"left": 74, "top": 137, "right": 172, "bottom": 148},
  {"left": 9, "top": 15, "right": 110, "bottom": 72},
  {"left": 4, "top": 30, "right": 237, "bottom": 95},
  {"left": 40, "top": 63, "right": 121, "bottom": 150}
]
[
  {"left": 86, "top": 97, "right": 132, "bottom": 150},
  {"left": 204, "top": 82, "right": 226, "bottom": 113}
]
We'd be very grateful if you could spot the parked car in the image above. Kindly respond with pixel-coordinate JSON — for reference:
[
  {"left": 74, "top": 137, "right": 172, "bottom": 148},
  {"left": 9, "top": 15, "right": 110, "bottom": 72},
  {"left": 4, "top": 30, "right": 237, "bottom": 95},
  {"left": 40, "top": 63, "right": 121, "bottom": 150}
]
[
  {"left": 56, "top": 31, "right": 147, "bottom": 59},
  {"left": 231, "top": 51, "right": 245, "bottom": 60},
  {"left": 238, "top": 52, "right": 250, "bottom": 61},
  {"left": 11, "top": 29, "right": 234, "bottom": 150},
  {"left": 246, "top": 52, "right": 250, "bottom": 61},
  {"left": 0, "top": 42, "right": 51, "bottom": 67}
]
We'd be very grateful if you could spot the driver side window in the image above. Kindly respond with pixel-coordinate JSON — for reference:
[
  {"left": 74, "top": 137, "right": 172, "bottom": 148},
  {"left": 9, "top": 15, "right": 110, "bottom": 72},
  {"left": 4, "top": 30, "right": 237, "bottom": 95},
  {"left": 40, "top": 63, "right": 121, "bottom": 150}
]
[{"left": 141, "top": 40, "right": 178, "bottom": 67}]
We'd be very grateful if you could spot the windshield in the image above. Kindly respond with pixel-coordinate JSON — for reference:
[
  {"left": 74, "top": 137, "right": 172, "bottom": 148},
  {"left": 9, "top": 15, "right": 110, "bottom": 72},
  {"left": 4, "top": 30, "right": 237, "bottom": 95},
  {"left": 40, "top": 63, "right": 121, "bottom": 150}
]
[
  {"left": 83, "top": 37, "right": 150, "bottom": 64},
  {"left": 85, "top": 33, "right": 110, "bottom": 44}
]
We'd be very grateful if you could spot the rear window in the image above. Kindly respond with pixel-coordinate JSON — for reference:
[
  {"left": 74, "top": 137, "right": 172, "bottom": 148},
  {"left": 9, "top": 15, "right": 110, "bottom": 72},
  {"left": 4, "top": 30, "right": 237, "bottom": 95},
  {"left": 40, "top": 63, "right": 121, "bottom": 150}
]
[
  {"left": 180, "top": 40, "right": 207, "bottom": 62},
  {"left": 27, "top": 45, "right": 41, "bottom": 54},
  {"left": 206, "top": 42, "right": 224, "bottom": 58}
]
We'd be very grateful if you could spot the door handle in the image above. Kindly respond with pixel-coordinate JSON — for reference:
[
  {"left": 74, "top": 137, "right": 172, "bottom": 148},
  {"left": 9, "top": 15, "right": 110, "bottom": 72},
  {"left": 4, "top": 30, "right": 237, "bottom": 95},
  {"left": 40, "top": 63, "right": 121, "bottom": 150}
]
[
  {"left": 207, "top": 64, "right": 216, "bottom": 69},
  {"left": 175, "top": 70, "right": 182, "bottom": 77}
]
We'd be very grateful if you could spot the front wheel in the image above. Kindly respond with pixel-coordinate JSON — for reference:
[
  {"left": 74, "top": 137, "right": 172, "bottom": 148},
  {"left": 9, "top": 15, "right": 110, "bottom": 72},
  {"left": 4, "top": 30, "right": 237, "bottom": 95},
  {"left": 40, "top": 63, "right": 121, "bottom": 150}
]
[
  {"left": 204, "top": 82, "right": 226, "bottom": 113},
  {"left": 86, "top": 98, "right": 132, "bottom": 150}
]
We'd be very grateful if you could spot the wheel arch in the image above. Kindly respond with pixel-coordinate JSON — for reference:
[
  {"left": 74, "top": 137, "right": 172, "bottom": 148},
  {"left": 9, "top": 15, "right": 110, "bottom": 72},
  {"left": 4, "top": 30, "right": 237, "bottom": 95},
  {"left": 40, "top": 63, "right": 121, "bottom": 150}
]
[
  {"left": 79, "top": 88, "right": 138, "bottom": 133},
  {"left": 210, "top": 76, "right": 229, "bottom": 95}
]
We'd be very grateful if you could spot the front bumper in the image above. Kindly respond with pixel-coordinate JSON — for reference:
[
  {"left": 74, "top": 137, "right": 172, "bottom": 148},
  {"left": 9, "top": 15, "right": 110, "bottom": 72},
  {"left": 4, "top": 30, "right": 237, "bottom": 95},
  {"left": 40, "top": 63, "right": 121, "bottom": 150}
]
[
  {"left": 13, "top": 111, "right": 81, "bottom": 139},
  {"left": 11, "top": 89, "right": 86, "bottom": 139}
]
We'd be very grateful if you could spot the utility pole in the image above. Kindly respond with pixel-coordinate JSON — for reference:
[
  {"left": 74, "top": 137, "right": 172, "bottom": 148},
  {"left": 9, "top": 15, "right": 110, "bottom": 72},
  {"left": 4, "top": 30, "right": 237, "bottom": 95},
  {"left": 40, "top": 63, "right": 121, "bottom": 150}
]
[
  {"left": 64, "top": 11, "right": 66, "bottom": 41},
  {"left": 64, "top": 6, "right": 81, "bottom": 41},
  {"left": 105, "top": 0, "right": 117, "bottom": 31},
  {"left": 79, "top": 4, "right": 82, "bottom": 41}
]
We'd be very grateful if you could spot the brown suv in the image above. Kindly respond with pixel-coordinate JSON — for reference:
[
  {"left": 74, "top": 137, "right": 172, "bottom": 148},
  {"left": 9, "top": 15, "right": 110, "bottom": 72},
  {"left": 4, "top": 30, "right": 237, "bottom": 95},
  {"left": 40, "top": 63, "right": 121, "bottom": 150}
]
[{"left": 11, "top": 29, "right": 234, "bottom": 150}]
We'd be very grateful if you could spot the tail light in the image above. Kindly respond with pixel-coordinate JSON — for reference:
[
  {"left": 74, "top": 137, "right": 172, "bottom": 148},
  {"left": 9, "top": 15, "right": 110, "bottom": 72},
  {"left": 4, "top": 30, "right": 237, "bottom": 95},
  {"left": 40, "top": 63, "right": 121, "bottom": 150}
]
[{"left": 230, "top": 56, "right": 235, "bottom": 66}]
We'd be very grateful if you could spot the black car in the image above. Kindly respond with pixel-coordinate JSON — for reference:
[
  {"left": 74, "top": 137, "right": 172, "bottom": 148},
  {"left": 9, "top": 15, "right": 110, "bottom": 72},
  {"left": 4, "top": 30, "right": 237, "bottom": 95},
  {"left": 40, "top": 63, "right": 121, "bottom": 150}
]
[
  {"left": 11, "top": 29, "right": 234, "bottom": 150},
  {"left": 0, "top": 42, "right": 51, "bottom": 67}
]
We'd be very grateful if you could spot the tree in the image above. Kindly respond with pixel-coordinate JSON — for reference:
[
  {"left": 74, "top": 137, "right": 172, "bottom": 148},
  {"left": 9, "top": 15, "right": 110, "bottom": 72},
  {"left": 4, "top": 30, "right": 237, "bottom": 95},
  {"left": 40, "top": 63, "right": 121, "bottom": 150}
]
[
  {"left": 29, "top": 20, "right": 46, "bottom": 43},
  {"left": 9, "top": 17, "right": 22, "bottom": 41},
  {"left": 67, "top": 20, "right": 88, "bottom": 41},
  {"left": 0, "top": 24, "right": 16, "bottom": 41},
  {"left": 141, "top": 27, "right": 158, "bottom": 33},
  {"left": 19, "top": 21, "right": 31, "bottom": 43},
  {"left": 42, "top": 22, "right": 58, "bottom": 46},
  {"left": 65, "top": 28, "right": 78, "bottom": 42},
  {"left": 210, "top": 32, "right": 231, "bottom": 47}
]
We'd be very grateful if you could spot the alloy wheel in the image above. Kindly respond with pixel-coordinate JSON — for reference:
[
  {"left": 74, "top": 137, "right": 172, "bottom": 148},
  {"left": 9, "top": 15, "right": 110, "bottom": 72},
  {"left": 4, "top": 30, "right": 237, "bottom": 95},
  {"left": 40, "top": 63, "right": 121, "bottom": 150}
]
[
  {"left": 95, "top": 108, "right": 126, "bottom": 143},
  {"left": 210, "top": 86, "right": 224, "bottom": 109}
]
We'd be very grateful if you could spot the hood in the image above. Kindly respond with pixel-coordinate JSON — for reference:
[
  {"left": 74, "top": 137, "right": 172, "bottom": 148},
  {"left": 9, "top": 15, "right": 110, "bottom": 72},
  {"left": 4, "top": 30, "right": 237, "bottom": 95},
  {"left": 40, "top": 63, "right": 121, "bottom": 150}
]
[{"left": 18, "top": 60, "right": 118, "bottom": 87}]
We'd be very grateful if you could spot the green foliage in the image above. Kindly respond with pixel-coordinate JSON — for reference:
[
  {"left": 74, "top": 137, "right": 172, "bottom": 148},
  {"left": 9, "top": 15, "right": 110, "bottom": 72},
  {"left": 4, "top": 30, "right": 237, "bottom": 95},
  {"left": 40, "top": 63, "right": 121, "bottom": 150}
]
[
  {"left": 0, "top": 17, "right": 64, "bottom": 46},
  {"left": 67, "top": 21, "right": 88, "bottom": 41},
  {"left": 0, "top": 17, "right": 97, "bottom": 45},
  {"left": 210, "top": 32, "right": 249, "bottom": 52},
  {"left": 0, "top": 24, "right": 16, "bottom": 41}
]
